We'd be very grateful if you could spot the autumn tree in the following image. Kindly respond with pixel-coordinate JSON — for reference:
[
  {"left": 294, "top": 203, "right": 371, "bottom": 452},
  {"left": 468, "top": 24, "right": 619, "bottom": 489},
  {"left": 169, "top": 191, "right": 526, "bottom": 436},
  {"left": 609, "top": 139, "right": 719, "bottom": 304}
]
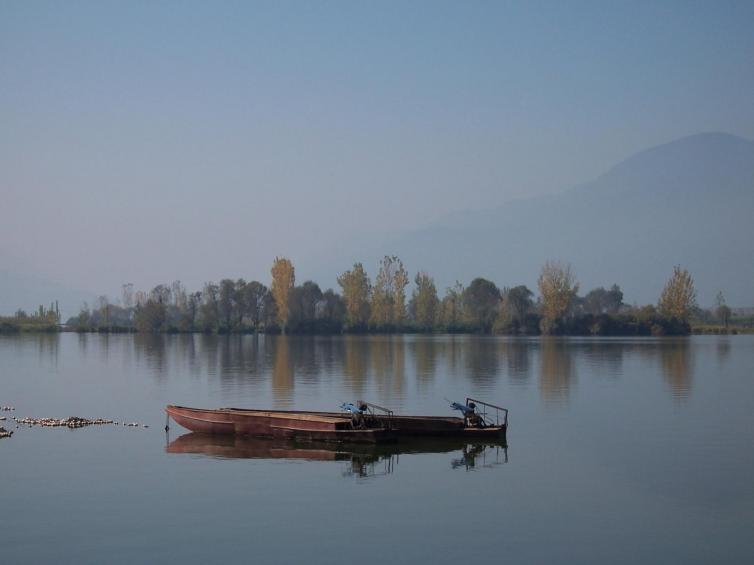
[
  {"left": 439, "top": 281, "right": 465, "bottom": 330},
  {"left": 658, "top": 265, "right": 696, "bottom": 322},
  {"left": 134, "top": 298, "right": 166, "bottom": 332},
  {"left": 370, "top": 255, "right": 409, "bottom": 329},
  {"left": 462, "top": 278, "right": 501, "bottom": 332},
  {"left": 337, "top": 263, "right": 371, "bottom": 330},
  {"left": 271, "top": 257, "right": 295, "bottom": 332},
  {"left": 409, "top": 272, "right": 439, "bottom": 331},
  {"left": 538, "top": 261, "right": 579, "bottom": 335}
]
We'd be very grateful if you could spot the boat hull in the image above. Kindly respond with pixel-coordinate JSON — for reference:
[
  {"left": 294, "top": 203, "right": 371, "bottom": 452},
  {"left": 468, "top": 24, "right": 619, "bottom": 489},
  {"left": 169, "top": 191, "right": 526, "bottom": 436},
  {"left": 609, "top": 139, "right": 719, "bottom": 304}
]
[
  {"left": 166, "top": 405, "right": 506, "bottom": 442},
  {"left": 166, "top": 405, "right": 395, "bottom": 443},
  {"left": 380, "top": 415, "right": 506, "bottom": 439}
]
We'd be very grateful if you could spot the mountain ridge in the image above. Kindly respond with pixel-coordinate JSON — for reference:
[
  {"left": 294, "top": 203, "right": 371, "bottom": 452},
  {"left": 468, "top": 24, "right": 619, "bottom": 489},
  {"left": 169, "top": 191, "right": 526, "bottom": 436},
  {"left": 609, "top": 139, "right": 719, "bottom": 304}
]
[{"left": 386, "top": 132, "right": 754, "bottom": 306}]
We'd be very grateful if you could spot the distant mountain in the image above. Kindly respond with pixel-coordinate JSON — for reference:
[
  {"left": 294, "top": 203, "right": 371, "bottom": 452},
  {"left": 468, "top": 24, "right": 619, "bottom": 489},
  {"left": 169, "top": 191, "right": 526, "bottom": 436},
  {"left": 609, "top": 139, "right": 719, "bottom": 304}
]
[{"left": 387, "top": 133, "right": 754, "bottom": 306}]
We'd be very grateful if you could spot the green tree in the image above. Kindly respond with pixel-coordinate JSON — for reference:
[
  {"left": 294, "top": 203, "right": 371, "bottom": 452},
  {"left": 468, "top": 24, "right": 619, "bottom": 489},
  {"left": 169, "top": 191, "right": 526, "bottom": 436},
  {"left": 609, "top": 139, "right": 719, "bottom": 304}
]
[
  {"left": 317, "top": 289, "right": 346, "bottom": 332},
  {"left": 582, "top": 284, "right": 623, "bottom": 315},
  {"left": 498, "top": 285, "right": 535, "bottom": 333},
  {"left": 409, "top": 272, "right": 439, "bottom": 331},
  {"left": 658, "top": 265, "right": 696, "bottom": 322},
  {"left": 337, "top": 263, "right": 371, "bottom": 330},
  {"left": 462, "top": 278, "right": 501, "bottom": 332},
  {"left": 239, "top": 281, "right": 268, "bottom": 330},
  {"left": 538, "top": 261, "right": 579, "bottom": 335},
  {"left": 288, "top": 281, "right": 323, "bottom": 332}
]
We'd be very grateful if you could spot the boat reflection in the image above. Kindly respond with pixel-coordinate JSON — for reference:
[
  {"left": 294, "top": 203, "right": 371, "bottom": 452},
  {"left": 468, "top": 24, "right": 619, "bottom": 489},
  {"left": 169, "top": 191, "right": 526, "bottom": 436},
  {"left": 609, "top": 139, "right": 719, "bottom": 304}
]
[{"left": 166, "top": 432, "right": 508, "bottom": 478}]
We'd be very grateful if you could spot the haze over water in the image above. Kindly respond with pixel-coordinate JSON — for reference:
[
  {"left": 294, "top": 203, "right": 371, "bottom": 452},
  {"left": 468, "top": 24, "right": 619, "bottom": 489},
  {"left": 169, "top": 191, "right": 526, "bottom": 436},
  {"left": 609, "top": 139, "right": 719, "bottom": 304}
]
[{"left": 2, "top": 334, "right": 753, "bottom": 564}]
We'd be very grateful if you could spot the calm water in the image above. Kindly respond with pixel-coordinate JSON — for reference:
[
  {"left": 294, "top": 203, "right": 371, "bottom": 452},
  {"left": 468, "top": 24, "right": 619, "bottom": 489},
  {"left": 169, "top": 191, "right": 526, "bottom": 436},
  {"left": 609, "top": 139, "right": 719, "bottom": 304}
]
[{"left": 1, "top": 334, "right": 753, "bottom": 564}]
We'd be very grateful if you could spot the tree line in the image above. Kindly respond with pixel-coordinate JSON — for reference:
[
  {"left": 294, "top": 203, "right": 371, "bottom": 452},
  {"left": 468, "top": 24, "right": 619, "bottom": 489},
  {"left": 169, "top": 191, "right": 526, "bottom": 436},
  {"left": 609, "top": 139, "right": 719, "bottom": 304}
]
[
  {"left": 0, "top": 302, "right": 61, "bottom": 333},
  {"left": 57, "top": 257, "right": 717, "bottom": 336}
]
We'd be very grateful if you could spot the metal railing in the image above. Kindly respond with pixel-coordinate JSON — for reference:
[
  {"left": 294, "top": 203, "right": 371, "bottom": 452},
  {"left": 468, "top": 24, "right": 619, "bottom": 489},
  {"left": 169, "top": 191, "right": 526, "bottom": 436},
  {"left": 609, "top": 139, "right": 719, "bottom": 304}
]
[
  {"left": 357, "top": 400, "right": 394, "bottom": 430},
  {"left": 466, "top": 397, "right": 508, "bottom": 428}
]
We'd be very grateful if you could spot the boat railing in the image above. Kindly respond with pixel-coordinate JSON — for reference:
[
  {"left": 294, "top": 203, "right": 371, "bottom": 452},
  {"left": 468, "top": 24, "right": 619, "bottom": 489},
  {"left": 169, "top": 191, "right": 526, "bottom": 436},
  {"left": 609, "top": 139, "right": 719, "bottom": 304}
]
[
  {"left": 358, "top": 401, "right": 394, "bottom": 430},
  {"left": 466, "top": 397, "right": 508, "bottom": 428}
]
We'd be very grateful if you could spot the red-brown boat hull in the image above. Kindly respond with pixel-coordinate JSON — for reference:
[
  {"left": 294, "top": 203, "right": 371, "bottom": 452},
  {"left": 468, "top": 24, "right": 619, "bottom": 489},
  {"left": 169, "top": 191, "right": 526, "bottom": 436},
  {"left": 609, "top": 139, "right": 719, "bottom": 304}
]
[
  {"left": 166, "top": 405, "right": 506, "bottom": 442},
  {"left": 166, "top": 405, "right": 395, "bottom": 443}
]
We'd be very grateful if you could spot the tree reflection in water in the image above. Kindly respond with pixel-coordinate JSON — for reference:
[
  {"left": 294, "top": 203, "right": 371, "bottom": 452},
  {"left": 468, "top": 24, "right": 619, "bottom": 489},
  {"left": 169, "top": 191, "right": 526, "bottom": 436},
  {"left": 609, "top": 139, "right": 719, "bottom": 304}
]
[
  {"left": 659, "top": 339, "right": 693, "bottom": 400},
  {"left": 271, "top": 336, "right": 294, "bottom": 405},
  {"left": 121, "top": 334, "right": 700, "bottom": 406},
  {"left": 341, "top": 335, "right": 369, "bottom": 396},
  {"left": 539, "top": 338, "right": 576, "bottom": 404}
]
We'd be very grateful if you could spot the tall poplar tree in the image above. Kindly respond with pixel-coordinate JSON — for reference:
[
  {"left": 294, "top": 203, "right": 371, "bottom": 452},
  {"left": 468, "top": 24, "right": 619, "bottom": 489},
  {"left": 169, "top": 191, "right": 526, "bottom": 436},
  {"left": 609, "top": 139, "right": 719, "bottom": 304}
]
[
  {"left": 337, "top": 263, "right": 371, "bottom": 330},
  {"left": 271, "top": 257, "right": 295, "bottom": 332},
  {"left": 370, "top": 255, "right": 408, "bottom": 329}
]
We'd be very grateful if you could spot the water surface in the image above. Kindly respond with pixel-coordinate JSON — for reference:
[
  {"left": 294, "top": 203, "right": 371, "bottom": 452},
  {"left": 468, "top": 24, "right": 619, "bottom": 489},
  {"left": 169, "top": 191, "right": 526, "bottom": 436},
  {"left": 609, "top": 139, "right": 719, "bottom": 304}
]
[{"left": 1, "top": 334, "right": 752, "bottom": 564}]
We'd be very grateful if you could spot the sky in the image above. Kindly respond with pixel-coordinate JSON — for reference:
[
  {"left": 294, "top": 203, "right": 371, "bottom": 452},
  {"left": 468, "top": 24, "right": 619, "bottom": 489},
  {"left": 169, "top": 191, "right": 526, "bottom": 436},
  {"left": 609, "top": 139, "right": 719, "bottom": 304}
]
[{"left": 2, "top": 0, "right": 754, "bottom": 304}]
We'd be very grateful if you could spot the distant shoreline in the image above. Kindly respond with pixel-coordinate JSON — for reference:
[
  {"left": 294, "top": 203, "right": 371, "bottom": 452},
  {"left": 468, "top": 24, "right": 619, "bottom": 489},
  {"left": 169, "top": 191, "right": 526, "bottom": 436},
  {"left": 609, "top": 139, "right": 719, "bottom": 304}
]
[{"left": 2, "top": 323, "right": 752, "bottom": 337}]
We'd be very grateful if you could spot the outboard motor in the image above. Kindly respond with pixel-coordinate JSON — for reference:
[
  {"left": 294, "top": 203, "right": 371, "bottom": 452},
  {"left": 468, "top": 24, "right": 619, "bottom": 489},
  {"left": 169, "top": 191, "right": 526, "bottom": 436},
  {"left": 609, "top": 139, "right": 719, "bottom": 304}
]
[
  {"left": 341, "top": 402, "right": 366, "bottom": 415},
  {"left": 450, "top": 400, "right": 485, "bottom": 428},
  {"left": 341, "top": 402, "right": 369, "bottom": 429}
]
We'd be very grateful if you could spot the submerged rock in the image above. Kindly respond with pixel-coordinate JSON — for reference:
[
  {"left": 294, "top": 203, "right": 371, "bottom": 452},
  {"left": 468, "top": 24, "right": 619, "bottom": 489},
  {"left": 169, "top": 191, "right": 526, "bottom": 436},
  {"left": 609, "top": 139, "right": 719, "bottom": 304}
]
[
  {"left": 14, "top": 416, "right": 115, "bottom": 428},
  {"left": 0, "top": 426, "right": 12, "bottom": 438}
]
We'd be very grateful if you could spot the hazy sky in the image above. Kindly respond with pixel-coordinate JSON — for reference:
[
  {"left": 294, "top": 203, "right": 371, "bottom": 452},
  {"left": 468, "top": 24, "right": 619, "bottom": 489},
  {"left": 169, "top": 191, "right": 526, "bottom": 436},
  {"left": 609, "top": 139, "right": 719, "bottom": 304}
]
[{"left": 2, "top": 1, "right": 754, "bottom": 298}]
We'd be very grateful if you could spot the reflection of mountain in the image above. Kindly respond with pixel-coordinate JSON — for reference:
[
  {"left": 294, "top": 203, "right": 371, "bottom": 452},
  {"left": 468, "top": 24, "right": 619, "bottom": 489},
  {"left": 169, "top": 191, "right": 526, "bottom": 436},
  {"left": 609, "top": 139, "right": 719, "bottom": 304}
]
[{"left": 166, "top": 432, "right": 507, "bottom": 478}]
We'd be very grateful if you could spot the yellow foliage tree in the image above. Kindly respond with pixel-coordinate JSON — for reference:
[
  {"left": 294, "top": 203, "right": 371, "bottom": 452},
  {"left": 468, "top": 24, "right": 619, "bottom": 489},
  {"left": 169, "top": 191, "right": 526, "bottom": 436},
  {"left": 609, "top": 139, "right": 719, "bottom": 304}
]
[
  {"left": 270, "top": 257, "right": 295, "bottom": 332},
  {"left": 370, "top": 255, "right": 408, "bottom": 328},
  {"left": 538, "top": 261, "right": 579, "bottom": 335},
  {"left": 658, "top": 265, "right": 696, "bottom": 322},
  {"left": 337, "top": 263, "right": 371, "bottom": 329}
]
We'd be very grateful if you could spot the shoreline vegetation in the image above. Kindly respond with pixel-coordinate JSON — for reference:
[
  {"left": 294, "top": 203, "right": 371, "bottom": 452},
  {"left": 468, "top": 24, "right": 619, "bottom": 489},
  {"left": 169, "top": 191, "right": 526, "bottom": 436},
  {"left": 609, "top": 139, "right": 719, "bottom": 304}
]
[{"left": 2, "top": 258, "right": 751, "bottom": 336}]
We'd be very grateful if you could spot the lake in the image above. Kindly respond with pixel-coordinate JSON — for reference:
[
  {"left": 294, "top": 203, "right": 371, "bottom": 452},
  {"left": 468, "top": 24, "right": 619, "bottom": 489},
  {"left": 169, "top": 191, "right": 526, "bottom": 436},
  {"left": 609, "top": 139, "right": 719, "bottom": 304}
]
[{"left": 1, "top": 333, "right": 752, "bottom": 564}]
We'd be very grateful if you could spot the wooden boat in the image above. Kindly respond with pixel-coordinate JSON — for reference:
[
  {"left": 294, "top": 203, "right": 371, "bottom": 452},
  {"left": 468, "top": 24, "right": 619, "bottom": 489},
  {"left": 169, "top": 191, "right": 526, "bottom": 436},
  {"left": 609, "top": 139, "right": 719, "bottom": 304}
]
[
  {"left": 166, "top": 398, "right": 507, "bottom": 443},
  {"left": 165, "top": 405, "right": 396, "bottom": 443}
]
